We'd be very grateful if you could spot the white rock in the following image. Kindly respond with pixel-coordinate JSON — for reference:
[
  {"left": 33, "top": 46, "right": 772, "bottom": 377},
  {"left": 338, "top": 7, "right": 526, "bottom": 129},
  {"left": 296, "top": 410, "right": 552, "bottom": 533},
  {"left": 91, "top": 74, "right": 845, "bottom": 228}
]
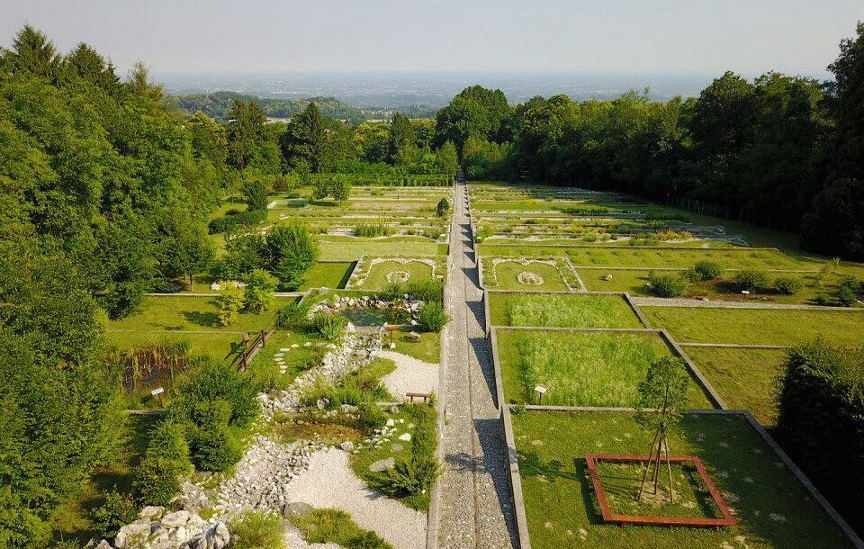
[
  {"left": 386, "top": 419, "right": 395, "bottom": 427},
  {"left": 160, "top": 510, "right": 190, "bottom": 528},
  {"left": 398, "top": 433, "right": 412, "bottom": 441},
  {"left": 340, "top": 441, "right": 355, "bottom": 452}
]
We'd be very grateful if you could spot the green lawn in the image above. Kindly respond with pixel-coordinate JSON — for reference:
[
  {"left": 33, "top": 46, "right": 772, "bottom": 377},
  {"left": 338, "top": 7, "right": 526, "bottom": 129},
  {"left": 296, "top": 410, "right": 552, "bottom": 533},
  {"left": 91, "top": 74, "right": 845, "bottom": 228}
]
[
  {"left": 488, "top": 293, "right": 644, "bottom": 328},
  {"left": 248, "top": 328, "right": 329, "bottom": 390},
  {"left": 360, "top": 260, "right": 434, "bottom": 291},
  {"left": 684, "top": 347, "right": 788, "bottom": 426},
  {"left": 512, "top": 411, "right": 855, "bottom": 549},
  {"left": 300, "top": 261, "right": 355, "bottom": 290},
  {"left": 318, "top": 238, "right": 444, "bottom": 261},
  {"left": 484, "top": 259, "right": 571, "bottom": 291},
  {"left": 104, "top": 296, "right": 275, "bottom": 360},
  {"left": 496, "top": 330, "right": 711, "bottom": 408},
  {"left": 641, "top": 307, "right": 864, "bottom": 346},
  {"left": 388, "top": 328, "right": 441, "bottom": 363}
]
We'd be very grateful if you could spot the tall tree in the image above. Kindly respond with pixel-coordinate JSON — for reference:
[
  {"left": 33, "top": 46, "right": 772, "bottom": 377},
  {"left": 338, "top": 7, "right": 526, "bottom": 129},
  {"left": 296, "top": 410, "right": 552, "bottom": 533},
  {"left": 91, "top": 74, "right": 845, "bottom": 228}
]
[
  {"left": 281, "top": 102, "right": 329, "bottom": 172},
  {"left": 226, "top": 99, "right": 268, "bottom": 170},
  {"left": 389, "top": 112, "right": 416, "bottom": 164}
]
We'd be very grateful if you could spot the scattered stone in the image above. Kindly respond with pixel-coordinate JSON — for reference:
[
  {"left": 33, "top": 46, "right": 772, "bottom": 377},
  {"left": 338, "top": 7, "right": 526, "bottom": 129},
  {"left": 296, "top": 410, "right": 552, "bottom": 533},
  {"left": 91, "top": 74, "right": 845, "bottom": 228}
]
[
  {"left": 601, "top": 274, "right": 613, "bottom": 281},
  {"left": 386, "top": 419, "right": 395, "bottom": 427},
  {"left": 282, "top": 501, "right": 313, "bottom": 519},
  {"left": 391, "top": 443, "right": 403, "bottom": 452},
  {"left": 340, "top": 441, "right": 355, "bottom": 452},
  {"left": 398, "top": 433, "right": 412, "bottom": 442},
  {"left": 160, "top": 510, "right": 190, "bottom": 528}
]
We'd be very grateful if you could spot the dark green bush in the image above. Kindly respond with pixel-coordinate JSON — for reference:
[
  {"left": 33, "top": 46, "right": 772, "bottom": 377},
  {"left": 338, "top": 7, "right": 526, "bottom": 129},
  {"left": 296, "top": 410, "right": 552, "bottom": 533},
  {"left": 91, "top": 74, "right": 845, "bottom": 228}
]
[
  {"left": 648, "top": 271, "right": 689, "bottom": 297},
  {"left": 191, "top": 421, "right": 242, "bottom": 472},
  {"left": 418, "top": 302, "right": 451, "bottom": 332},
  {"left": 354, "top": 220, "right": 393, "bottom": 238},
  {"left": 777, "top": 341, "right": 864, "bottom": 534},
  {"left": 132, "top": 455, "right": 185, "bottom": 506},
  {"left": 173, "top": 362, "right": 259, "bottom": 429},
  {"left": 774, "top": 276, "right": 803, "bottom": 295},
  {"left": 90, "top": 489, "right": 137, "bottom": 539},
  {"left": 436, "top": 198, "right": 450, "bottom": 217},
  {"left": 357, "top": 402, "right": 388, "bottom": 431},
  {"left": 693, "top": 261, "right": 722, "bottom": 281},
  {"left": 377, "top": 456, "right": 440, "bottom": 498},
  {"left": 836, "top": 276, "right": 862, "bottom": 306},
  {"left": 208, "top": 209, "right": 267, "bottom": 234},
  {"left": 733, "top": 269, "right": 770, "bottom": 291}
]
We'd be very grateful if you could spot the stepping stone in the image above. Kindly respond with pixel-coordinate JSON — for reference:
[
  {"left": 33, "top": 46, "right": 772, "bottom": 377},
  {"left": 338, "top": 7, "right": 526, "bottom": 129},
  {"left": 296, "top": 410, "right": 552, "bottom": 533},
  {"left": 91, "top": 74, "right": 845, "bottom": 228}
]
[
  {"left": 391, "top": 444, "right": 403, "bottom": 452},
  {"left": 398, "top": 433, "right": 411, "bottom": 442},
  {"left": 304, "top": 342, "right": 312, "bottom": 347},
  {"left": 280, "top": 348, "right": 290, "bottom": 352},
  {"left": 369, "top": 457, "right": 396, "bottom": 472},
  {"left": 291, "top": 344, "right": 299, "bottom": 348},
  {"left": 385, "top": 419, "right": 395, "bottom": 427}
]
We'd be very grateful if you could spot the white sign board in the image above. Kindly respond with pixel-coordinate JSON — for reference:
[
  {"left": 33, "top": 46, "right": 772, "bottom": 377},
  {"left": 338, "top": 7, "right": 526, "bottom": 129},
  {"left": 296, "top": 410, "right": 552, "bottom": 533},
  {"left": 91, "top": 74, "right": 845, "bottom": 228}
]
[{"left": 151, "top": 387, "right": 165, "bottom": 397}]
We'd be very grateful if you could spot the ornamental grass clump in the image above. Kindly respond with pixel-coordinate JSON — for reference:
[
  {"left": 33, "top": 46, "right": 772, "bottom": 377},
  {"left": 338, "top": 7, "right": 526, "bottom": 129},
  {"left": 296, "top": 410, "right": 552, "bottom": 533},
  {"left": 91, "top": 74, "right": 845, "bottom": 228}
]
[{"left": 648, "top": 271, "right": 689, "bottom": 298}]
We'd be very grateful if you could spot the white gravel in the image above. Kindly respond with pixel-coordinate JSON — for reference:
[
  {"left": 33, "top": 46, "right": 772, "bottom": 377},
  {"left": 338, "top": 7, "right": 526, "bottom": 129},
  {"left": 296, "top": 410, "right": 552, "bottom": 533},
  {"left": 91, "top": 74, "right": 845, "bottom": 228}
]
[
  {"left": 378, "top": 350, "right": 439, "bottom": 401},
  {"left": 287, "top": 448, "right": 427, "bottom": 549}
]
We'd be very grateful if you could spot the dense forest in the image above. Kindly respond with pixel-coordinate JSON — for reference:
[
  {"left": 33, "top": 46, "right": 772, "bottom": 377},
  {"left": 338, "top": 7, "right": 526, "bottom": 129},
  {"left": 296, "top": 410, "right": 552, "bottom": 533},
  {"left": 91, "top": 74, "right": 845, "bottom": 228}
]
[
  {"left": 440, "top": 23, "right": 864, "bottom": 260},
  {"left": 173, "top": 91, "right": 366, "bottom": 122}
]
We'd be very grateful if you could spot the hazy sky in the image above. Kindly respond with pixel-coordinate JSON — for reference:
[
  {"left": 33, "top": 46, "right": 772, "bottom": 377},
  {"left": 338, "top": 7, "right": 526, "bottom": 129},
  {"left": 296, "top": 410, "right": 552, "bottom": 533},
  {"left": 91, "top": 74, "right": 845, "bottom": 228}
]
[{"left": 1, "top": 0, "right": 860, "bottom": 77}]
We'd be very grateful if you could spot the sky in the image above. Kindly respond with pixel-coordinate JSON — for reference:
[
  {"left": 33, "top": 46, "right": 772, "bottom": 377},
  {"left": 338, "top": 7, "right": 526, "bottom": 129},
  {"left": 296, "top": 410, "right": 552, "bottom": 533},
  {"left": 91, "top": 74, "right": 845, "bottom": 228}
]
[{"left": 0, "top": 0, "right": 860, "bottom": 78}]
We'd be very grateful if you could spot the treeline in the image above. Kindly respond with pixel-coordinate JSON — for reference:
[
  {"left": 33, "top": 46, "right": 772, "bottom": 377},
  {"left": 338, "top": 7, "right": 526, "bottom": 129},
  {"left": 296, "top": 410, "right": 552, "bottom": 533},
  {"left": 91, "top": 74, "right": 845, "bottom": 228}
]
[
  {"left": 0, "top": 26, "right": 231, "bottom": 545},
  {"left": 172, "top": 90, "right": 366, "bottom": 122},
  {"left": 439, "top": 23, "right": 864, "bottom": 260}
]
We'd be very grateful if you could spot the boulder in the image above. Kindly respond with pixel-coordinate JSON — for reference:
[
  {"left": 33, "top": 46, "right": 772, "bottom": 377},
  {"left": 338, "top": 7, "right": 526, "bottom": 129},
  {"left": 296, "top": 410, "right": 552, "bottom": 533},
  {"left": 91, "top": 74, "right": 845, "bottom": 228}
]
[
  {"left": 161, "top": 510, "right": 190, "bottom": 529},
  {"left": 369, "top": 457, "right": 396, "bottom": 472},
  {"left": 340, "top": 441, "right": 355, "bottom": 452},
  {"left": 94, "top": 541, "right": 113, "bottom": 549},
  {"left": 398, "top": 433, "right": 412, "bottom": 442},
  {"left": 114, "top": 521, "right": 153, "bottom": 548},
  {"left": 139, "top": 505, "right": 165, "bottom": 521},
  {"left": 282, "top": 501, "right": 313, "bottom": 519}
]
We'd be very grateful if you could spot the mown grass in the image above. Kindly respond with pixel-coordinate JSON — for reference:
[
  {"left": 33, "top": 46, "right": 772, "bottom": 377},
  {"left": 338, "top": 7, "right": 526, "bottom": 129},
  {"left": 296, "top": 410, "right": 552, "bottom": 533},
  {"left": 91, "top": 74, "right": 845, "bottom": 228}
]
[
  {"left": 248, "top": 328, "right": 329, "bottom": 389},
  {"left": 360, "top": 260, "right": 434, "bottom": 291},
  {"left": 485, "top": 260, "right": 571, "bottom": 292},
  {"left": 684, "top": 347, "right": 787, "bottom": 426},
  {"left": 318, "top": 239, "right": 444, "bottom": 261},
  {"left": 385, "top": 328, "right": 441, "bottom": 363},
  {"left": 300, "top": 261, "right": 355, "bottom": 290},
  {"left": 496, "top": 330, "right": 711, "bottom": 408},
  {"left": 488, "top": 293, "right": 644, "bottom": 328},
  {"left": 512, "top": 410, "right": 855, "bottom": 549},
  {"left": 104, "top": 296, "right": 275, "bottom": 359},
  {"left": 641, "top": 307, "right": 864, "bottom": 346}
]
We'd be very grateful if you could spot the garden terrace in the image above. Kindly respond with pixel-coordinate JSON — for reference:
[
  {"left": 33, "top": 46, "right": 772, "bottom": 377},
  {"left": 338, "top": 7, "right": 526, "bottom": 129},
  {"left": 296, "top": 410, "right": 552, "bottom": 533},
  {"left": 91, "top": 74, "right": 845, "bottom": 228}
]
[
  {"left": 480, "top": 257, "right": 579, "bottom": 292},
  {"left": 640, "top": 306, "right": 864, "bottom": 347},
  {"left": 104, "top": 295, "right": 277, "bottom": 360},
  {"left": 487, "top": 292, "right": 645, "bottom": 329},
  {"left": 493, "top": 328, "right": 713, "bottom": 408},
  {"left": 511, "top": 410, "right": 857, "bottom": 549}
]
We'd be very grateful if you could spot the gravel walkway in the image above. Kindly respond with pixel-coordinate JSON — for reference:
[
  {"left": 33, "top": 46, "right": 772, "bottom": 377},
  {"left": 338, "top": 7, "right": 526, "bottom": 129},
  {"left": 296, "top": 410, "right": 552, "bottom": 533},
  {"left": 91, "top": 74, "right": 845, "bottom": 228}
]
[
  {"left": 631, "top": 296, "right": 861, "bottom": 310},
  {"left": 378, "top": 350, "right": 439, "bottom": 401},
  {"left": 438, "top": 177, "right": 517, "bottom": 548},
  {"left": 287, "top": 448, "right": 427, "bottom": 549}
]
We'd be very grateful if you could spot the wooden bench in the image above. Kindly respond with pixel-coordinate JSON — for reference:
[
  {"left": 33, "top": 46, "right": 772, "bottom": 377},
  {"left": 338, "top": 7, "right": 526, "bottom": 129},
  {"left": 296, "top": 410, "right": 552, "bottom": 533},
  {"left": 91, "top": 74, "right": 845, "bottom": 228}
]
[{"left": 406, "top": 392, "right": 431, "bottom": 403}]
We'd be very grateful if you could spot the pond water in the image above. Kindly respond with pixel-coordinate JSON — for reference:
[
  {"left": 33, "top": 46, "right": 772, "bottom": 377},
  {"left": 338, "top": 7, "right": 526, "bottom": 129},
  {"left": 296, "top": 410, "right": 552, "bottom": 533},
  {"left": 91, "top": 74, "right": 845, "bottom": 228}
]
[{"left": 340, "top": 307, "right": 405, "bottom": 327}]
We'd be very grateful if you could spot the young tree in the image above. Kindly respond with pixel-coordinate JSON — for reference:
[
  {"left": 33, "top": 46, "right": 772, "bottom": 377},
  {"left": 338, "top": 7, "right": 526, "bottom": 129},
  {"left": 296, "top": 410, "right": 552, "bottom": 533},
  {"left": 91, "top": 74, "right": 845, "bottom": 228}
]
[
  {"left": 266, "top": 223, "right": 320, "bottom": 290},
  {"left": 216, "top": 283, "right": 244, "bottom": 327},
  {"left": 331, "top": 177, "right": 351, "bottom": 203},
  {"left": 390, "top": 112, "right": 416, "bottom": 164},
  {"left": 436, "top": 198, "right": 450, "bottom": 217},
  {"left": 635, "top": 356, "right": 690, "bottom": 503},
  {"left": 243, "top": 269, "right": 277, "bottom": 313},
  {"left": 242, "top": 171, "right": 271, "bottom": 211}
]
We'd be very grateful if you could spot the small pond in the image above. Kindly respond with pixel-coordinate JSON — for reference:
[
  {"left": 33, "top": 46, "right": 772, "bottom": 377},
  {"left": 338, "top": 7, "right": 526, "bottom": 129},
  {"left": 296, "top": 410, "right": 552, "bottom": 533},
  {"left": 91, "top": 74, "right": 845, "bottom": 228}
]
[{"left": 340, "top": 307, "right": 406, "bottom": 327}]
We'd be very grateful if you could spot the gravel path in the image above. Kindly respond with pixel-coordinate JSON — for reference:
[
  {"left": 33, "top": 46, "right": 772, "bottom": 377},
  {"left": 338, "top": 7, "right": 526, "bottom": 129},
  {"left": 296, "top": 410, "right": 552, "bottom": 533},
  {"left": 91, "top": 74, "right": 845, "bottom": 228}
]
[
  {"left": 287, "top": 448, "right": 427, "bottom": 549},
  {"left": 630, "top": 296, "right": 861, "bottom": 310},
  {"left": 378, "top": 350, "right": 439, "bottom": 400},
  {"left": 438, "top": 177, "right": 517, "bottom": 548}
]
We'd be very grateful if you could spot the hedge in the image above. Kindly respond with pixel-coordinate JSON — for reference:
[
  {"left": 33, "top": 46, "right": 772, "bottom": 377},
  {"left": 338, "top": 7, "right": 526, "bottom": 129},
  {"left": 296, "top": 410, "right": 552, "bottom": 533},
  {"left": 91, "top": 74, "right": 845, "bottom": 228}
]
[
  {"left": 208, "top": 209, "right": 267, "bottom": 234},
  {"left": 777, "top": 340, "right": 864, "bottom": 534}
]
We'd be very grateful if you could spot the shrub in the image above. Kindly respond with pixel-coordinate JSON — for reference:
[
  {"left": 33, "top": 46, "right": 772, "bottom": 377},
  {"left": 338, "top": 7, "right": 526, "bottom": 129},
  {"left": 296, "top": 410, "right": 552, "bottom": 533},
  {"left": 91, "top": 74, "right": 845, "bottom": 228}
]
[
  {"left": 733, "top": 269, "right": 770, "bottom": 291},
  {"left": 394, "top": 278, "right": 444, "bottom": 304},
  {"left": 313, "top": 311, "right": 348, "bottom": 342},
  {"left": 693, "top": 261, "right": 722, "bottom": 281},
  {"left": 836, "top": 276, "right": 862, "bottom": 307},
  {"left": 816, "top": 293, "right": 833, "bottom": 306},
  {"left": 132, "top": 455, "right": 185, "bottom": 506},
  {"left": 173, "top": 362, "right": 260, "bottom": 429},
  {"left": 216, "top": 283, "right": 244, "bottom": 326},
  {"left": 191, "top": 421, "right": 242, "bottom": 472},
  {"left": 436, "top": 198, "right": 450, "bottom": 217},
  {"left": 357, "top": 402, "right": 388, "bottom": 431},
  {"left": 243, "top": 176, "right": 271, "bottom": 211},
  {"left": 418, "top": 302, "right": 451, "bottom": 332},
  {"left": 774, "top": 276, "right": 803, "bottom": 295},
  {"left": 423, "top": 228, "right": 444, "bottom": 240},
  {"left": 276, "top": 299, "right": 313, "bottom": 329},
  {"left": 90, "top": 489, "right": 137, "bottom": 539},
  {"left": 243, "top": 269, "right": 277, "bottom": 313},
  {"left": 377, "top": 456, "right": 440, "bottom": 498},
  {"left": 777, "top": 341, "right": 864, "bottom": 534},
  {"left": 354, "top": 220, "right": 393, "bottom": 238},
  {"left": 229, "top": 510, "right": 286, "bottom": 549},
  {"left": 207, "top": 209, "right": 267, "bottom": 234},
  {"left": 647, "top": 271, "right": 688, "bottom": 298}
]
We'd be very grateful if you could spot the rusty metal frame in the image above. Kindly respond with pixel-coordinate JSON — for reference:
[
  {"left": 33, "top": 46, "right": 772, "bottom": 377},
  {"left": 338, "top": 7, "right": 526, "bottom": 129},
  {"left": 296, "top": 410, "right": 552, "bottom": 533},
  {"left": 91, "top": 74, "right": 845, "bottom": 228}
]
[{"left": 585, "top": 453, "right": 737, "bottom": 528}]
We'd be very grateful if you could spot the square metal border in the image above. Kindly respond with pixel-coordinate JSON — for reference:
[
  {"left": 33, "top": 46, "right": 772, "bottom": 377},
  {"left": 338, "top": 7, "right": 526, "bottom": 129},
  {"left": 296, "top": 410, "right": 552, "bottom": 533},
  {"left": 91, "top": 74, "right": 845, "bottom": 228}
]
[{"left": 585, "top": 453, "right": 737, "bottom": 528}]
